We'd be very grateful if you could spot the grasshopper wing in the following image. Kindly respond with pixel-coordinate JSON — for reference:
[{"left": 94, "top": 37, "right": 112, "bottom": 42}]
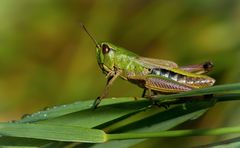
[{"left": 137, "top": 57, "right": 178, "bottom": 69}]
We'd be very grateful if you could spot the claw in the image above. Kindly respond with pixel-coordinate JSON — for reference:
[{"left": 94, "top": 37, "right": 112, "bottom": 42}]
[
  {"left": 162, "top": 104, "right": 170, "bottom": 109},
  {"left": 92, "top": 97, "right": 101, "bottom": 109},
  {"left": 151, "top": 100, "right": 170, "bottom": 109}
]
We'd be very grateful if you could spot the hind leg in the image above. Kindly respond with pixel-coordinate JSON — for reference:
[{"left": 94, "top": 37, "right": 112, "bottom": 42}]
[{"left": 180, "top": 61, "right": 213, "bottom": 74}]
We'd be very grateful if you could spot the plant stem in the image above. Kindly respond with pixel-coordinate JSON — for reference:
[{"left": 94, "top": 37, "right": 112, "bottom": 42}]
[
  {"left": 107, "top": 126, "right": 240, "bottom": 140},
  {"left": 156, "top": 93, "right": 240, "bottom": 106}
]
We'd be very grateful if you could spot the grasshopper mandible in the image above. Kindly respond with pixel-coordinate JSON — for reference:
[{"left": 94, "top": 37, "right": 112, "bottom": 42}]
[{"left": 81, "top": 24, "right": 215, "bottom": 109}]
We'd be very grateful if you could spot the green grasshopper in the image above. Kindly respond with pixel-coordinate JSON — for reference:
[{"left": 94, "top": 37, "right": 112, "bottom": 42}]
[{"left": 81, "top": 24, "right": 215, "bottom": 109}]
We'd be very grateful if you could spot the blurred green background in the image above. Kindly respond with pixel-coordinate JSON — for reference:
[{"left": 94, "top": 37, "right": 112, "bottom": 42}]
[{"left": 0, "top": 0, "right": 240, "bottom": 146}]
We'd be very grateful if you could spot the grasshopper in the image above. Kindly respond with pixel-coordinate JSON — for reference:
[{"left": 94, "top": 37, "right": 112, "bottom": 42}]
[{"left": 81, "top": 24, "right": 215, "bottom": 108}]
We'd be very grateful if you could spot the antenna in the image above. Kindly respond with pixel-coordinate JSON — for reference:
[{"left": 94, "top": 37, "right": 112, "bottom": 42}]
[{"left": 81, "top": 23, "right": 100, "bottom": 48}]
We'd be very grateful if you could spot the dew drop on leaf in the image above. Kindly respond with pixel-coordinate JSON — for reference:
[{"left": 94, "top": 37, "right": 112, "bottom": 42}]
[{"left": 21, "top": 114, "right": 31, "bottom": 119}]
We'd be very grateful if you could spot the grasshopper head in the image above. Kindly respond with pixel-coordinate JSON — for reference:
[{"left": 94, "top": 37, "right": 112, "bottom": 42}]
[
  {"left": 81, "top": 24, "right": 128, "bottom": 73},
  {"left": 96, "top": 42, "right": 117, "bottom": 73}
]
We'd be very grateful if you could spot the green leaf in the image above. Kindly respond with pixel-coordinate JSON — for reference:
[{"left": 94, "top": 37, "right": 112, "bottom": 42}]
[{"left": 0, "top": 123, "right": 106, "bottom": 143}]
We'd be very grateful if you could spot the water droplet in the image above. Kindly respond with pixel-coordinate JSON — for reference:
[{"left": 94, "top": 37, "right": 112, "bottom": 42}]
[
  {"left": 43, "top": 114, "right": 47, "bottom": 117},
  {"left": 182, "top": 104, "right": 187, "bottom": 110},
  {"left": 21, "top": 114, "right": 31, "bottom": 119},
  {"left": 190, "top": 112, "right": 205, "bottom": 120},
  {"left": 8, "top": 120, "right": 16, "bottom": 123},
  {"left": 41, "top": 106, "right": 50, "bottom": 111}
]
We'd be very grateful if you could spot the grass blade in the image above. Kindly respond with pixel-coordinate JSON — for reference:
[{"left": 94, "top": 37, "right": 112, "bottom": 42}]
[
  {"left": 195, "top": 136, "right": 240, "bottom": 148},
  {"left": 19, "top": 97, "right": 139, "bottom": 123},
  {"left": 4, "top": 83, "right": 240, "bottom": 147},
  {"left": 0, "top": 123, "right": 106, "bottom": 143},
  {"left": 103, "top": 101, "right": 211, "bottom": 133},
  {"left": 0, "top": 137, "right": 52, "bottom": 147}
]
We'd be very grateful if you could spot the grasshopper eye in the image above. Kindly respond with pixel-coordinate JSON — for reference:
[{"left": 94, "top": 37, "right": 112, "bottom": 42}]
[{"left": 102, "top": 44, "right": 110, "bottom": 54}]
